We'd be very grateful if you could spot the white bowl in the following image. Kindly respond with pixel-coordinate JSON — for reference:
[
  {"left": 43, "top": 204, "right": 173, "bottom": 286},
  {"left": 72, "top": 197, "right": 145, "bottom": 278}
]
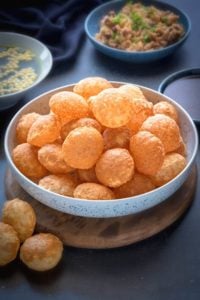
[
  {"left": 4, "top": 83, "right": 198, "bottom": 218},
  {"left": 0, "top": 32, "right": 53, "bottom": 111}
]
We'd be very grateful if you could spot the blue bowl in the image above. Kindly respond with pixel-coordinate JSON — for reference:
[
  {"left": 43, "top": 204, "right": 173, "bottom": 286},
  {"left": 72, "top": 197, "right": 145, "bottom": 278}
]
[
  {"left": 85, "top": 0, "right": 191, "bottom": 63},
  {"left": 0, "top": 32, "right": 53, "bottom": 111}
]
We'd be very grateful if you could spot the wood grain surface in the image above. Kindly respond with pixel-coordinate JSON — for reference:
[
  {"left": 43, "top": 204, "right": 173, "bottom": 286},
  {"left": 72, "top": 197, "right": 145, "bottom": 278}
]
[{"left": 4, "top": 167, "right": 197, "bottom": 249}]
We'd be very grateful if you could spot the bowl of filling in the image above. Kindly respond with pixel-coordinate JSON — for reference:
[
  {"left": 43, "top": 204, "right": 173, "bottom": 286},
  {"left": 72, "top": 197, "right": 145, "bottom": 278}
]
[
  {"left": 4, "top": 76, "right": 198, "bottom": 218},
  {"left": 0, "top": 32, "right": 53, "bottom": 111},
  {"left": 85, "top": 0, "right": 191, "bottom": 62}
]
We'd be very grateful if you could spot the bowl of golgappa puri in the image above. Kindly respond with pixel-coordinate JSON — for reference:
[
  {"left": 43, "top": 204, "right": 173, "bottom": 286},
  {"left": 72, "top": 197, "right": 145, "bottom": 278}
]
[{"left": 4, "top": 76, "right": 198, "bottom": 218}]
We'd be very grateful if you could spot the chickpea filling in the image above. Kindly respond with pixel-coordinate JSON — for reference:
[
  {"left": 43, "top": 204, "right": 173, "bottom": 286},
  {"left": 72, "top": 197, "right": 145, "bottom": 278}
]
[{"left": 96, "top": 2, "right": 185, "bottom": 51}]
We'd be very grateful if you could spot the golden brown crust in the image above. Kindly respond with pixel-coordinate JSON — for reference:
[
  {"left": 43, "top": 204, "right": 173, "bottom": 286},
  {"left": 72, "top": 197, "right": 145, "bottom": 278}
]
[
  {"left": 129, "top": 131, "right": 165, "bottom": 176},
  {"left": 95, "top": 148, "right": 134, "bottom": 188},
  {"left": 60, "top": 117, "right": 102, "bottom": 141},
  {"left": 153, "top": 101, "right": 178, "bottom": 123},
  {"left": 73, "top": 77, "right": 113, "bottom": 100},
  {"left": 2, "top": 198, "right": 36, "bottom": 242},
  {"left": 12, "top": 143, "right": 48, "bottom": 180},
  {"left": 62, "top": 126, "right": 104, "bottom": 169},
  {"left": 103, "top": 127, "right": 131, "bottom": 150},
  {"left": 27, "top": 114, "right": 61, "bottom": 147},
  {"left": 39, "top": 174, "right": 78, "bottom": 197},
  {"left": 78, "top": 167, "right": 99, "bottom": 183},
  {"left": 0, "top": 222, "right": 20, "bottom": 266},
  {"left": 140, "top": 114, "right": 181, "bottom": 153},
  {"left": 38, "top": 143, "right": 74, "bottom": 174},
  {"left": 16, "top": 112, "right": 40, "bottom": 144},
  {"left": 114, "top": 172, "right": 155, "bottom": 198},
  {"left": 150, "top": 153, "right": 187, "bottom": 187},
  {"left": 20, "top": 233, "right": 63, "bottom": 271},
  {"left": 74, "top": 183, "right": 115, "bottom": 200},
  {"left": 49, "top": 91, "right": 89, "bottom": 125},
  {"left": 90, "top": 88, "right": 133, "bottom": 128}
]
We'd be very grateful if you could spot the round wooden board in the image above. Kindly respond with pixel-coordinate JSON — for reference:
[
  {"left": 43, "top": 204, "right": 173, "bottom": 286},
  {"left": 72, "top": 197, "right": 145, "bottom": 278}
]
[{"left": 5, "top": 167, "right": 197, "bottom": 249}]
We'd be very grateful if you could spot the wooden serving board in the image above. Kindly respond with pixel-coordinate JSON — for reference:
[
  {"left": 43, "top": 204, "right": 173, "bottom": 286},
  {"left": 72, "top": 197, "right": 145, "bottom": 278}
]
[{"left": 5, "top": 167, "right": 197, "bottom": 249}]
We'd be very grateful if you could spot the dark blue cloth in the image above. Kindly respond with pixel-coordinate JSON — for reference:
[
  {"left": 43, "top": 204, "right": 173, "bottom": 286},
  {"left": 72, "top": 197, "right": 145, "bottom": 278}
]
[{"left": 0, "top": 0, "right": 103, "bottom": 67}]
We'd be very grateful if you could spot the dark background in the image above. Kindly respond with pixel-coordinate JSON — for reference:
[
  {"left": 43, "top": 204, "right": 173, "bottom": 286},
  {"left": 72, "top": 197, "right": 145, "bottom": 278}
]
[{"left": 0, "top": 0, "right": 200, "bottom": 299}]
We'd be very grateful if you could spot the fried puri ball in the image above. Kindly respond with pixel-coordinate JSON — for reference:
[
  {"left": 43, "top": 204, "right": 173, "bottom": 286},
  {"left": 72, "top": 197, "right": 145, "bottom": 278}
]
[
  {"left": 0, "top": 222, "right": 20, "bottom": 266},
  {"left": 73, "top": 183, "right": 115, "bottom": 200},
  {"left": 2, "top": 199, "right": 36, "bottom": 242},
  {"left": 153, "top": 101, "right": 178, "bottom": 123},
  {"left": 129, "top": 131, "right": 165, "bottom": 176},
  {"left": 95, "top": 148, "right": 134, "bottom": 188},
  {"left": 78, "top": 167, "right": 99, "bottom": 183},
  {"left": 38, "top": 143, "right": 74, "bottom": 174},
  {"left": 20, "top": 233, "right": 63, "bottom": 271},
  {"left": 114, "top": 172, "right": 155, "bottom": 198},
  {"left": 103, "top": 127, "right": 131, "bottom": 150},
  {"left": 62, "top": 126, "right": 104, "bottom": 169},
  {"left": 119, "top": 84, "right": 147, "bottom": 102},
  {"left": 49, "top": 91, "right": 89, "bottom": 125},
  {"left": 27, "top": 114, "right": 61, "bottom": 147},
  {"left": 12, "top": 143, "right": 48, "bottom": 180},
  {"left": 90, "top": 88, "right": 133, "bottom": 128},
  {"left": 150, "top": 153, "right": 187, "bottom": 187},
  {"left": 60, "top": 117, "right": 102, "bottom": 141},
  {"left": 140, "top": 114, "right": 181, "bottom": 153},
  {"left": 173, "top": 137, "right": 186, "bottom": 157},
  {"left": 39, "top": 174, "right": 78, "bottom": 197},
  {"left": 16, "top": 112, "right": 40, "bottom": 144},
  {"left": 73, "top": 77, "right": 113, "bottom": 100},
  {"left": 119, "top": 84, "right": 153, "bottom": 134}
]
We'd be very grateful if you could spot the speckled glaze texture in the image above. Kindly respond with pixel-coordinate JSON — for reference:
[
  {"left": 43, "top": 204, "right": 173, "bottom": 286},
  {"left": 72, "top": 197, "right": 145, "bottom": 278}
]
[
  {"left": 0, "top": 32, "right": 53, "bottom": 111},
  {"left": 84, "top": 0, "right": 191, "bottom": 63},
  {"left": 4, "top": 83, "right": 198, "bottom": 218}
]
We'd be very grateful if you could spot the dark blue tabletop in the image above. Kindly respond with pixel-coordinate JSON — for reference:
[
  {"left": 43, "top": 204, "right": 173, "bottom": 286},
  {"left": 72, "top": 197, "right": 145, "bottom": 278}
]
[{"left": 0, "top": 0, "right": 200, "bottom": 299}]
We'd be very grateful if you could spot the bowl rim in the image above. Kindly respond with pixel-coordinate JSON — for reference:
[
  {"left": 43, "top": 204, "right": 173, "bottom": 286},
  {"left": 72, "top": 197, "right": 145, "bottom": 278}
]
[
  {"left": 0, "top": 31, "right": 53, "bottom": 99},
  {"left": 4, "top": 82, "right": 199, "bottom": 210},
  {"left": 85, "top": 0, "right": 191, "bottom": 56},
  {"left": 158, "top": 67, "right": 200, "bottom": 124}
]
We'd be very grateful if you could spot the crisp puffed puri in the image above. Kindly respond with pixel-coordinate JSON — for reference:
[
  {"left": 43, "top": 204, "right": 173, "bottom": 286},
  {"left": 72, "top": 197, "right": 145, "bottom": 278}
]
[
  {"left": 73, "top": 183, "right": 115, "bottom": 200},
  {"left": 129, "top": 131, "right": 165, "bottom": 176},
  {"left": 95, "top": 148, "right": 134, "bottom": 188},
  {"left": 49, "top": 91, "right": 89, "bottom": 125},
  {"left": 20, "top": 233, "right": 63, "bottom": 272},
  {"left": 140, "top": 114, "right": 181, "bottom": 153},
  {"left": 103, "top": 127, "right": 131, "bottom": 150},
  {"left": 78, "top": 167, "right": 99, "bottom": 183},
  {"left": 38, "top": 143, "right": 74, "bottom": 174},
  {"left": 12, "top": 143, "right": 48, "bottom": 180},
  {"left": 114, "top": 172, "right": 155, "bottom": 198},
  {"left": 119, "top": 84, "right": 153, "bottom": 134},
  {"left": 0, "top": 222, "right": 20, "bottom": 266},
  {"left": 150, "top": 153, "right": 187, "bottom": 187},
  {"left": 90, "top": 88, "right": 133, "bottom": 128},
  {"left": 153, "top": 101, "right": 178, "bottom": 123},
  {"left": 119, "top": 84, "right": 147, "bottom": 102},
  {"left": 62, "top": 126, "right": 104, "bottom": 169},
  {"left": 39, "top": 174, "right": 78, "bottom": 197},
  {"left": 60, "top": 117, "right": 102, "bottom": 141},
  {"left": 2, "top": 198, "right": 36, "bottom": 242},
  {"left": 16, "top": 112, "right": 40, "bottom": 144},
  {"left": 27, "top": 114, "right": 61, "bottom": 147},
  {"left": 73, "top": 77, "right": 113, "bottom": 100}
]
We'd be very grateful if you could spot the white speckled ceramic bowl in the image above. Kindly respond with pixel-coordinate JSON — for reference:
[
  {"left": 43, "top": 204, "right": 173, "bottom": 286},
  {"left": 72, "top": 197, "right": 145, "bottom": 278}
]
[
  {"left": 0, "top": 32, "right": 53, "bottom": 111},
  {"left": 4, "top": 83, "right": 198, "bottom": 218}
]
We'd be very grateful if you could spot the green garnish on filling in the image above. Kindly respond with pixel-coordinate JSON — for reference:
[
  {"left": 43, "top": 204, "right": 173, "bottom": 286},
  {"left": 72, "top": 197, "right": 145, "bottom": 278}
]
[
  {"left": 161, "top": 16, "right": 169, "bottom": 25},
  {"left": 131, "top": 12, "right": 149, "bottom": 30},
  {"left": 112, "top": 13, "right": 122, "bottom": 24},
  {"left": 143, "top": 34, "right": 151, "bottom": 43}
]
